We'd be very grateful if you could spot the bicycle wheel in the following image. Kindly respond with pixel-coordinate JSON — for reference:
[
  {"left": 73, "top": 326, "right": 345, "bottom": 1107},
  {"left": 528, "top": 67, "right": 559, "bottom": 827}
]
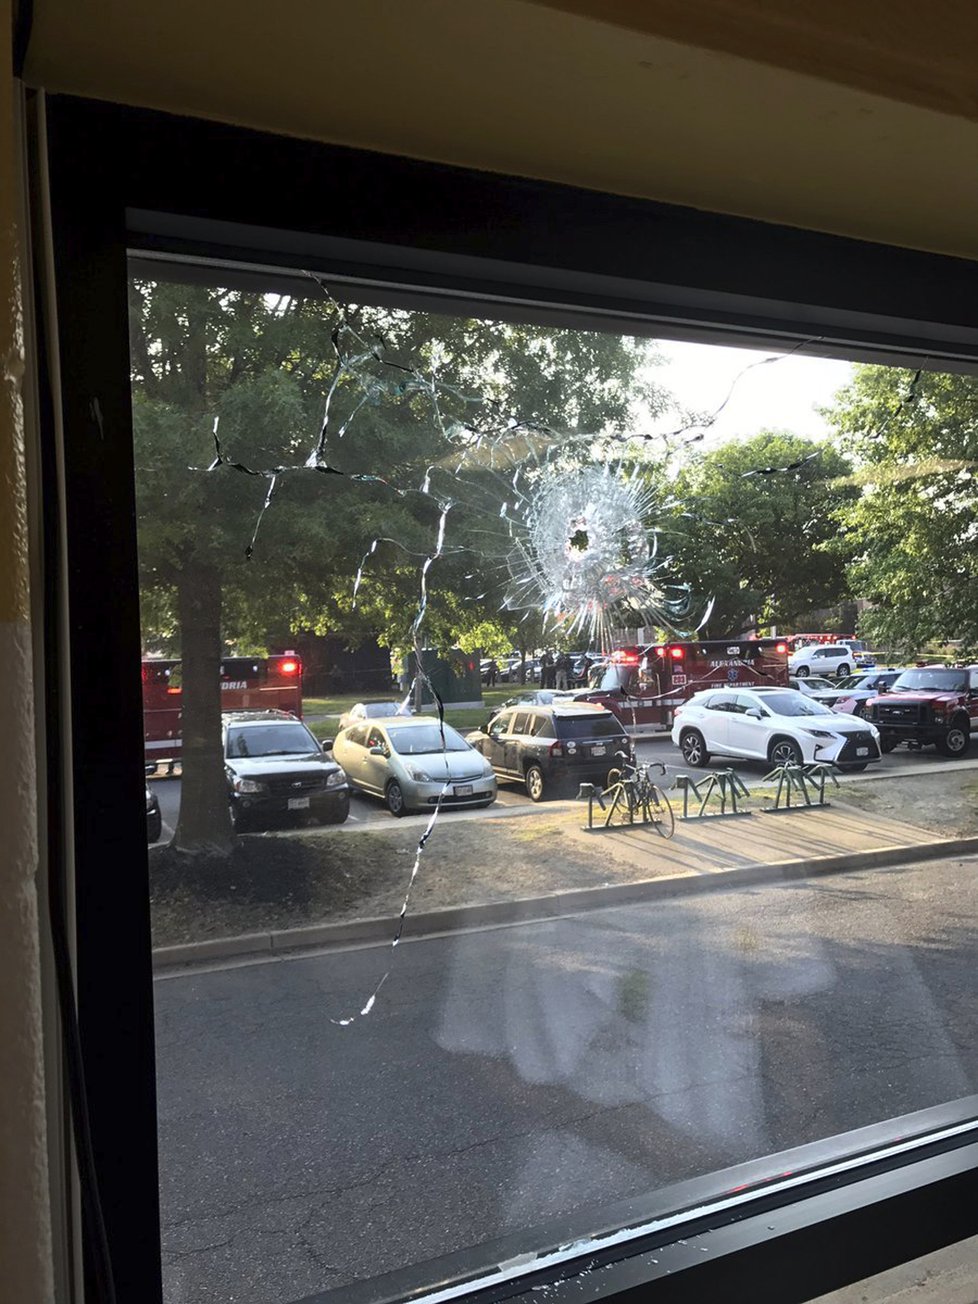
[
  {"left": 645, "top": 784, "right": 675, "bottom": 839},
  {"left": 604, "top": 783, "right": 636, "bottom": 827}
]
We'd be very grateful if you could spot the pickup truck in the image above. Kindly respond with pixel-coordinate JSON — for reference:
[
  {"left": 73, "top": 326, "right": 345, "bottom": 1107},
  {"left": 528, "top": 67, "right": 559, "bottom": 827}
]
[{"left": 864, "top": 665, "right": 978, "bottom": 757}]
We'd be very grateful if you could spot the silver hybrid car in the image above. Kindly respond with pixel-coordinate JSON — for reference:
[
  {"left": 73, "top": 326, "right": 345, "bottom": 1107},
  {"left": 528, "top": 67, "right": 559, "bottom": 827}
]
[{"left": 332, "top": 717, "right": 497, "bottom": 816}]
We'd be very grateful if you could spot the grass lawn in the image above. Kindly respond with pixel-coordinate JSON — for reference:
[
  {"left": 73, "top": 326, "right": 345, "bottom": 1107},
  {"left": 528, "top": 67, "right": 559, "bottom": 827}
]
[{"left": 304, "top": 685, "right": 516, "bottom": 737}]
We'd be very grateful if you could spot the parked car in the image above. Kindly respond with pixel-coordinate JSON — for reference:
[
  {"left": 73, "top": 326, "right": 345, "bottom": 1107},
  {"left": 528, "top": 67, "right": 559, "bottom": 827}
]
[
  {"left": 500, "top": 656, "right": 539, "bottom": 684},
  {"left": 146, "top": 784, "right": 162, "bottom": 843},
  {"left": 337, "top": 699, "right": 412, "bottom": 732},
  {"left": 223, "top": 710, "right": 350, "bottom": 831},
  {"left": 865, "top": 665, "right": 978, "bottom": 757},
  {"left": 788, "top": 642, "right": 871, "bottom": 678},
  {"left": 333, "top": 717, "right": 497, "bottom": 816},
  {"left": 467, "top": 702, "right": 631, "bottom": 801},
  {"left": 830, "top": 669, "right": 903, "bottom": 717},
  {"left": 789, "top": 674, "right": 845, "bottom": 705},
  {"left": 498, "top": 687, "right": 592, "bottom": 711},
  {"left": 672, "top": 686, "right": 882, "bottom": 772}
]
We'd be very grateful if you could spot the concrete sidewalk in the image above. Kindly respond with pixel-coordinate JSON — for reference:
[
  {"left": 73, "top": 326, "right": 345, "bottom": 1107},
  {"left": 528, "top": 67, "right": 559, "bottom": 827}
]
[{"left": 576, "top": 800, "right": 944, "bottom": 880}]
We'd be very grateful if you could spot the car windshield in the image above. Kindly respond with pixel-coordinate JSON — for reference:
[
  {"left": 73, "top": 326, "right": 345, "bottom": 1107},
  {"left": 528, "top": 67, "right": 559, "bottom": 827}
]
[
  {"left": 804, "top": 677, "right": 838, "bottom": 690},
  {"left": 892, "top": 669, "right": 968, "bottom": 692},
  {"left": 362, "top": 702, "right": 401, "bottom": 716},
  {"left": 388, "top": 724, "right": 470, "bottom": 754},
  {"left": 837, "top": 674, "right": 870, "bottom": 689},
  {"left": 757, "top": 693, "right": 835, "bottom": 717},
  {"left": 556, "top": 715, "right": 623, "bottom": 739},
  {"left": 226, "top": 723, "right": 317, "bottom": 757}
]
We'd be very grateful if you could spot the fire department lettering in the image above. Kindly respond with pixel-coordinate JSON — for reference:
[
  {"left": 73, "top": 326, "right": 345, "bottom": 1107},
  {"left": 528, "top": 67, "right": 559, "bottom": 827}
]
[
  {"left": 709, "top": 659, "right": 743, "bottom": 668},
  {"left": 222, "top": 680, "right": 247, "bottom": 690}
]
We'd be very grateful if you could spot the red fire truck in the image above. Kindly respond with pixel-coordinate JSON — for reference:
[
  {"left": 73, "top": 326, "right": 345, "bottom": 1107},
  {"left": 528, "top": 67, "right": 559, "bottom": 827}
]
[
  {"left": 582, "top": 638, "right": 790, "bottom": 731},
  {"left": 142, "top": 653, "right": 303, "bottom": 764}
]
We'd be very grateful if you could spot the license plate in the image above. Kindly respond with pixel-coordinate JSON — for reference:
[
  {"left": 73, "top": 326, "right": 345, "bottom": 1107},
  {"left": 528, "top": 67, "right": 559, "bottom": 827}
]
[
  {"left": 288, "top": 796, "right": 310, "bottom": 809},
  {"left": 591, "top": 744, "right": 606, "bottom": 756},
  {"left": 856, "top": 747, "right": 869, "bottom": 757},
  {"left": 454, "top": 784, "right": 473, "bottom": 796}
]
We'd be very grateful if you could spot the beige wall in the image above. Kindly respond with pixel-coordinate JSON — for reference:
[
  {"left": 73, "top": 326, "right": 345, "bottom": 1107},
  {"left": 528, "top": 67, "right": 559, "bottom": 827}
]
[
  {"left": 0, "top": 1, "right": 54, "bottom": 1299},
  {"left": 21, "top": 0, "right": 978, "bottom": 260}
]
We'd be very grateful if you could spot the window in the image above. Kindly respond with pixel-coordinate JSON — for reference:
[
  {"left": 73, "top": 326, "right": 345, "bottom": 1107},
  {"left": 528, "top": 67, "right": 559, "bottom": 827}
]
[
  {"left": 703, "top": 694, "right": 734, "bottom": 711},
  {"left": 44, "top": 97, "right": 978, "bottom": 1304},
  {"left": 512, "top": 712, "right": 532, "bottom": 735}
]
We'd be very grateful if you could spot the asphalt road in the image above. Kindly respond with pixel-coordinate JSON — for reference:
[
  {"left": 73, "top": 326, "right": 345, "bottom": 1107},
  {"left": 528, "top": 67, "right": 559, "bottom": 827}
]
[
  {"left": 154, "top": 857, "right": 978, "bottom": 1304},
  {"left": 148, "top": 738, "right": 976, "bottom": 840}
]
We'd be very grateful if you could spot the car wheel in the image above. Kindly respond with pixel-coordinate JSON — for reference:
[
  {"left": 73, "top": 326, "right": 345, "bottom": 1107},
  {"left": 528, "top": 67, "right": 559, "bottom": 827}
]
[
  {"left": 385, "top": 780, "right": 408, "bottom": 816},
  {"left": 679, "top": 729, "right": 710, "bottom": 767},
  {"left": 769, "top": 737, "right": 803, "bottom": 767},
  {"left": 837, "top": 664, "right": 851, "bottom": 678},
  {"left": 938, "top": 722, "right": 971, "bottom": 758},
  {"left": 525, "top": 764, "right": 546, "bottom": 802},
  {"left": 794, "top": 666, "right": 810, "bottom": 677}
]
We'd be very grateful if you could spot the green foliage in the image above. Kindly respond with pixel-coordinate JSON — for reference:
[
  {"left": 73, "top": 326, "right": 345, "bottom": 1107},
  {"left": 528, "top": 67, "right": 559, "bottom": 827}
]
[
  {"left": 826, "top": 366, "right": 978, "bottom": 656},
  {"left": 132, "top": 280, "right": 667, "bottom": 652},
  {"left": 662, "top": 431, "right": 856, "bottom": 634}
]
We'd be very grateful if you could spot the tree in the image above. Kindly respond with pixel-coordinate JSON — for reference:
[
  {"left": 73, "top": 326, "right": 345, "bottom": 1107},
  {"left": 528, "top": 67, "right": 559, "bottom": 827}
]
[
  {"left": 132, "top": 279, "right": 668, "bottom": 856},
  {"left": 663, "top": 432, "right": 856, "bottom": 634},
  {"left": 825, "top": 366, "right": 978, "bottom": 655}
]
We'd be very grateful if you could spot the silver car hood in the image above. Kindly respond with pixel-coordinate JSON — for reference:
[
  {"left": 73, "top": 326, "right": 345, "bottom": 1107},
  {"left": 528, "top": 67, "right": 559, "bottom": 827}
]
[{"left": 397, "top": 750, "right": 485, "bottom": 781}]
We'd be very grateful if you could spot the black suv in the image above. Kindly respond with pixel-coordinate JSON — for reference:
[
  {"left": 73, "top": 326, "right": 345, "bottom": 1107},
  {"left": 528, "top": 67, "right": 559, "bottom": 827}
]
[
  {"left": 467, "top": 703, "right": 631, "bottom": 801},
  {"left": 223, "top": 711, "right": 350, "bottom": 830}
]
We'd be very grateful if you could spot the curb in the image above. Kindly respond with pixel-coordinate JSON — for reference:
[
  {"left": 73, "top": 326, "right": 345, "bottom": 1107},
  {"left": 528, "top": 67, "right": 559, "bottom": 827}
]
[{"left": 151, "top": 832, "right": 978, "bottom": 971}]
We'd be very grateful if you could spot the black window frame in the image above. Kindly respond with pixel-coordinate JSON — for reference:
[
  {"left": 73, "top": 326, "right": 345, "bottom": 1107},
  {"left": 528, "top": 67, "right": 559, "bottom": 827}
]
[{"left": 32, "top": 92, "right": 978, "bottom": 1304}]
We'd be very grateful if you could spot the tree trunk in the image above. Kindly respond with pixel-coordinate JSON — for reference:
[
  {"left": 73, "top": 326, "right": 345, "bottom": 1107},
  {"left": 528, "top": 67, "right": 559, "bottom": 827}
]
[{"left": 173, "top": 563, "right": 233, "bottom": 857}]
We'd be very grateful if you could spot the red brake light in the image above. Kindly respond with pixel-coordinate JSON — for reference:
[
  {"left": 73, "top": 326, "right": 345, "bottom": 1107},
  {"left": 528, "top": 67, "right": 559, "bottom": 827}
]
[
  {"left": 280, "top": 659, "right": 300, "bottom": 675},
  {"left": 775, "top": 642, "right": 788, "bottom": 654},
  {"left": 670, "top": 647, "right": 685, "bottom": 660}
]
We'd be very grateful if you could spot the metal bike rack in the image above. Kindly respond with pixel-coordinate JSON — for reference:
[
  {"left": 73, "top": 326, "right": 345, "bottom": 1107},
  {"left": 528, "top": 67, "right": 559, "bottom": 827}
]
[
  {"left": 761, "top": 761, "right": 839, "bottom": 811},
  {"left": 578, "top": 780, "right": 671, "bottom": 833},
  {"left": 673, "top": 769, "right": 751, "bottom": 819}
]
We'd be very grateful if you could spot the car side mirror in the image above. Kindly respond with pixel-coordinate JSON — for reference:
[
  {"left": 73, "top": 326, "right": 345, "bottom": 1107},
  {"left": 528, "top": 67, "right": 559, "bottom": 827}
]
[
  {"left": 878, "top": 683, "right": 889, "bottom": 695},
  {"left": 321, "top": 738, "right": 333, "bottom": 752},
  {"left": 369, "top": 745, "right": 386, "bottom": 756},
  {"left": 746, "top": 707, "right": 763, "bottom": 719}
]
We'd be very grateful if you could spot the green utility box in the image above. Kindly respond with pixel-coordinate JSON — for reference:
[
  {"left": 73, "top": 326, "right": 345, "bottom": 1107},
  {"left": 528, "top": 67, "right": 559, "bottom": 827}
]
[{"left": 404, "top": 648, "right": 483, "bottom": 709}]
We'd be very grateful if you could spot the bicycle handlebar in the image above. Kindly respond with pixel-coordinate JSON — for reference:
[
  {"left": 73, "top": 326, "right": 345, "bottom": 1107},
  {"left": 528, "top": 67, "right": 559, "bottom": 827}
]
[{"left": 612, "top": 753, "right": 668, "bottom": 779}]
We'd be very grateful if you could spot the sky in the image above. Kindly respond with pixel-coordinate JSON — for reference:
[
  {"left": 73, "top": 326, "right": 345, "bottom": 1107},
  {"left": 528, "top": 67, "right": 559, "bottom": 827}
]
[{"left": 651, "top": 340, "right": 854, "bottom": 448}]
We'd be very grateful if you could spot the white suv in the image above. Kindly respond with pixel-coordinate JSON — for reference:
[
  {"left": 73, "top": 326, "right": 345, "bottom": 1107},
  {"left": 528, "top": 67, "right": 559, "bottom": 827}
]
[
  {"left": 672, "top": 687, "right": 882, "bottom": 772},
  {"left": 789, "top": 643, "right": 857, "bottom": 678}
]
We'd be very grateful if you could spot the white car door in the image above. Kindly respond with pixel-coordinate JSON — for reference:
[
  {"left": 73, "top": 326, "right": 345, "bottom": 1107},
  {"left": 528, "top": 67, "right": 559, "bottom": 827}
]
[
  {"left": 724, "top": 694, "right": 771, "bottom": 759},
  {"left": 696, "top": 693, "right": 736, "bottom": 753}
]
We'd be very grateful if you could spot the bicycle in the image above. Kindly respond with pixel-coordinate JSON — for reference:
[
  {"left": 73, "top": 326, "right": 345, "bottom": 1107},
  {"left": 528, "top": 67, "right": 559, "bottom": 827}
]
[{"left": 600, "top": 752, "right": 675, "bottom": 838}]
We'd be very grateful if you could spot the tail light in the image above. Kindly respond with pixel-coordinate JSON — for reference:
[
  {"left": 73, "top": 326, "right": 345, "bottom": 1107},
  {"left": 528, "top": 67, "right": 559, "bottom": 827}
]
[
  {"left": 669, "top": 646, "right": 685, "bottom": 660},
  {"left": 775, "top": 642, "right": 788, "bottom": 654},
  {"left": 280, "top": 658, "right": 300, "bottom": 675},
  {"left": 549, "top": 741, "right": 564, "bottom": 757}
]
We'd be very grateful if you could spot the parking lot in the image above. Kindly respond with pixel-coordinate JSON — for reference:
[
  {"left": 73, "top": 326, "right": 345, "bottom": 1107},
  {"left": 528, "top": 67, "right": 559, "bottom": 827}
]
[{"left": 148, "top": 733, "right": 978, "bottom": 840}]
